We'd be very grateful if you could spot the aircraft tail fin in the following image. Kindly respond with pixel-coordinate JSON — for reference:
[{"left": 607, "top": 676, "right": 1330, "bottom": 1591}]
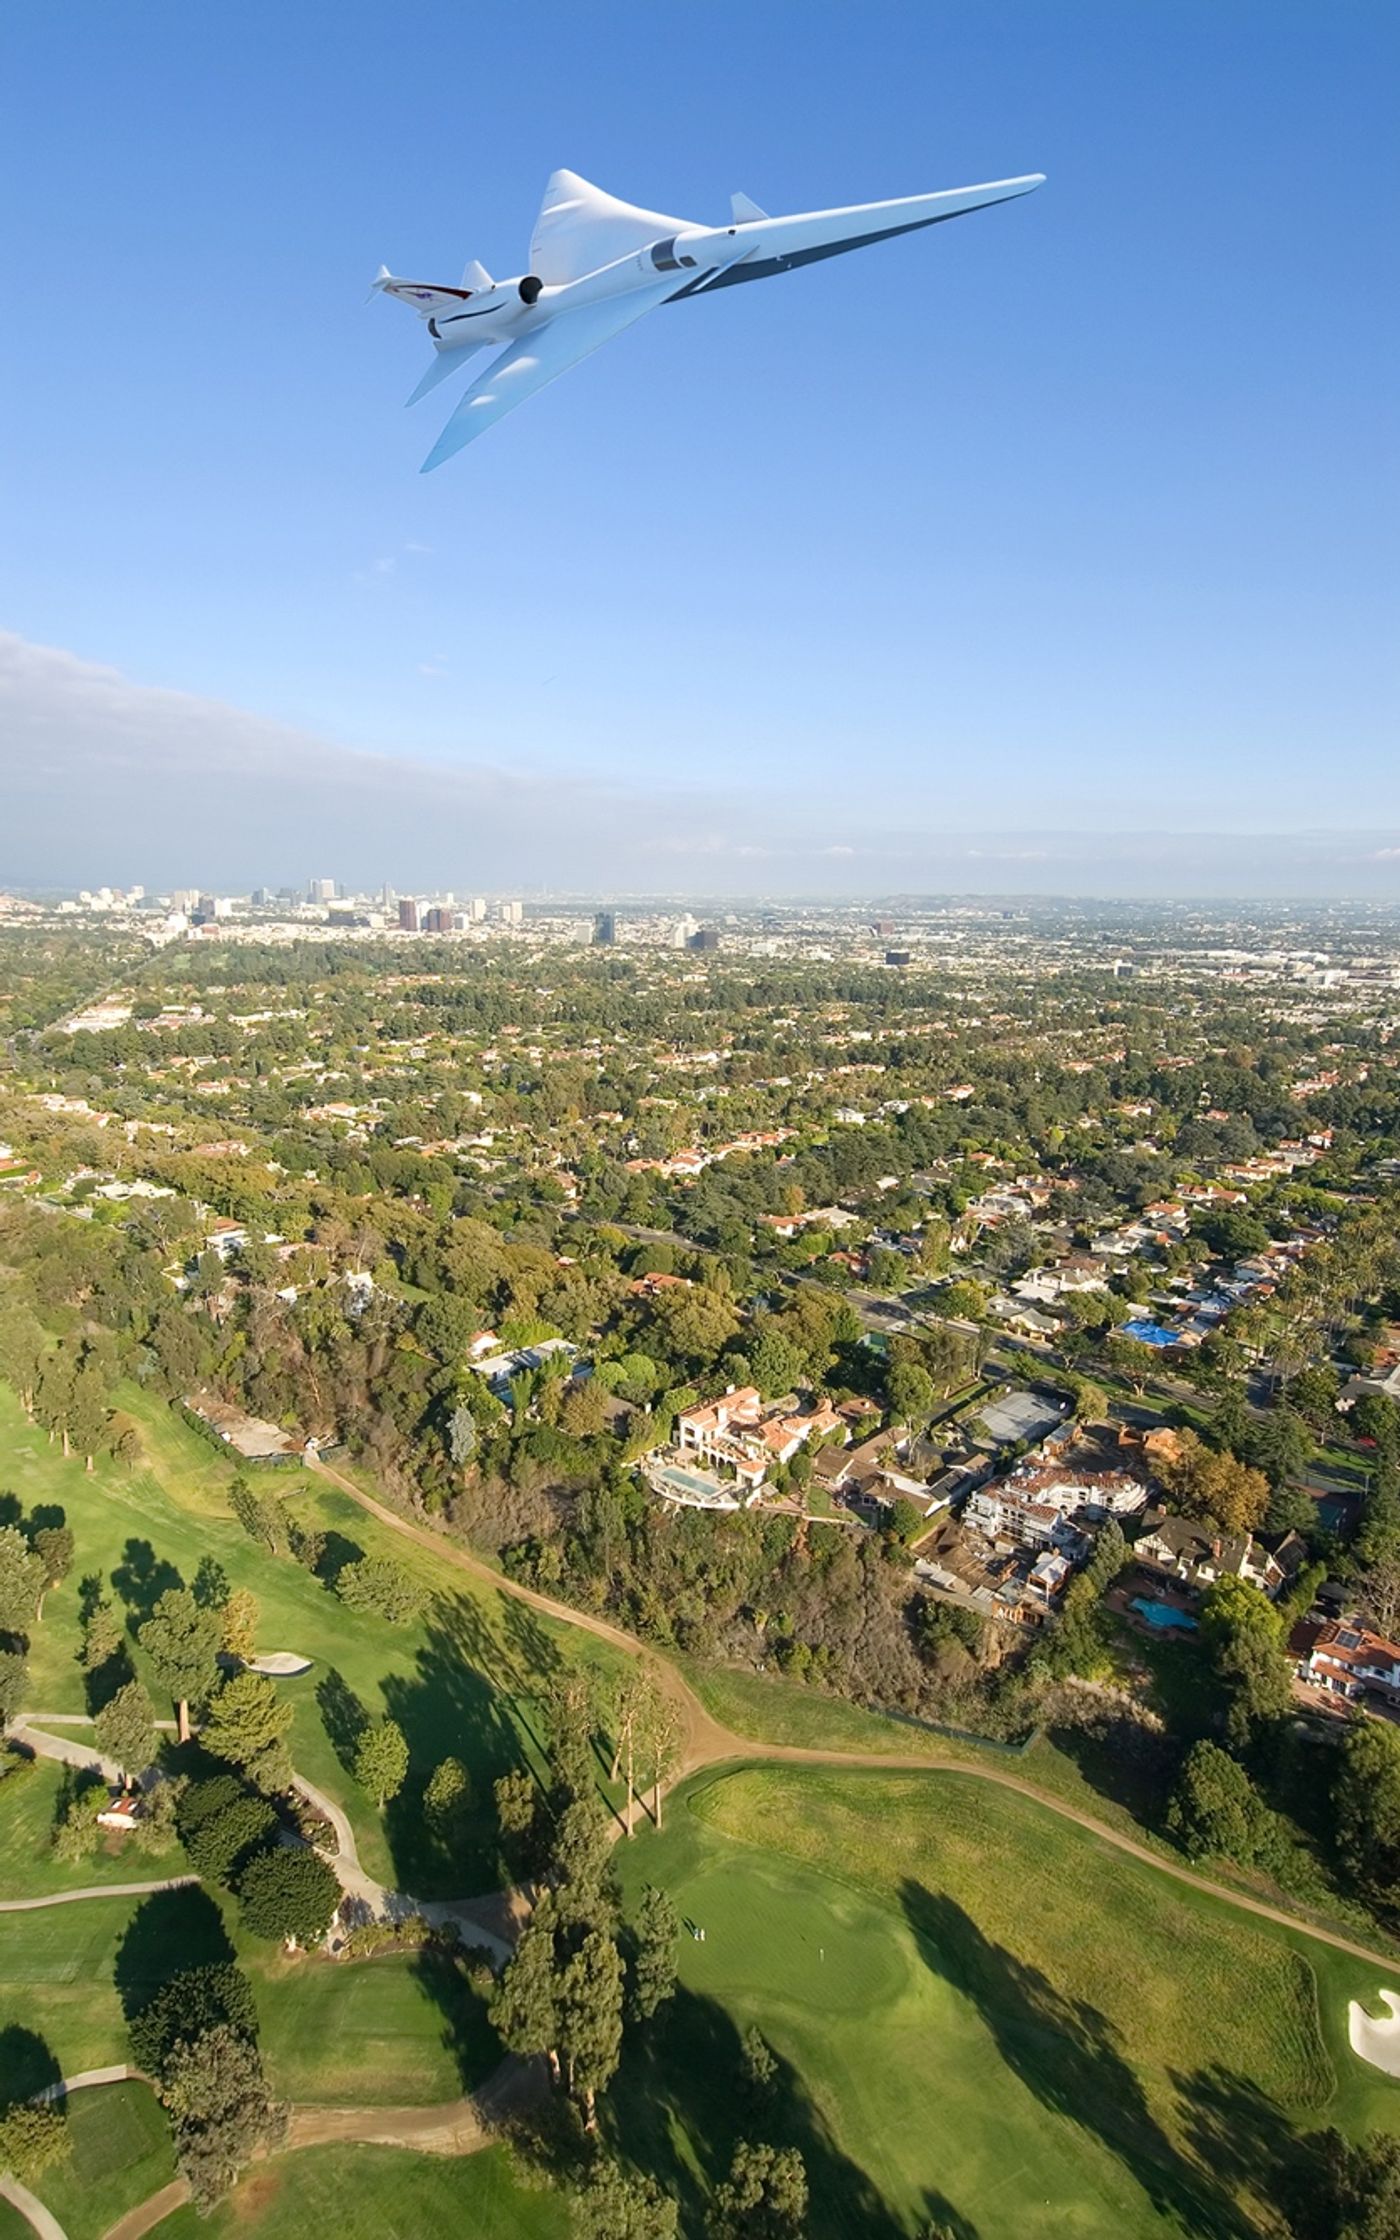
[
  {"left": 461, "top": 258, "right": 494, "bottom": 290},
  {"left": 730, "top": 191, "right": 768, "bottom": 223},
  {"left": 530, "top": 168, "right": 695, "bottom": 284}
]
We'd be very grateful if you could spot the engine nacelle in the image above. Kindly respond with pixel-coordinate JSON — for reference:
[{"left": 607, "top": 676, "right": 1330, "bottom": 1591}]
[{"left": 517, "top": 274, "right": 544, "bottom": 305}]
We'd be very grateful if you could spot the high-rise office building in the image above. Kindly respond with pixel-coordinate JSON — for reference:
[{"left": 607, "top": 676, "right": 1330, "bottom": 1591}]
[
  {"left": 398, "top": 898, "right": 420, "bottom": 932},
  {"left": 469, "top": 897, "right": 487, "bottom": 922},
  {"left": 423, "top": 906, "right": 450, "bottom": 934},
  {"left": 689, "top": 927, "right": 720, "bottom": 953},
  {"left": 593, "top": 910, "right": 616, "bottom": 946},
  {"left": 498, "top": 900, "right": 523, "bottom": 925}
]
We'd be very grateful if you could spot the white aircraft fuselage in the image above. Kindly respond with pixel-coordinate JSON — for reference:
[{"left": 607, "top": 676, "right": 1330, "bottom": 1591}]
[{"left": 377, "top": 168, "right": 1044, "bottom": 468}]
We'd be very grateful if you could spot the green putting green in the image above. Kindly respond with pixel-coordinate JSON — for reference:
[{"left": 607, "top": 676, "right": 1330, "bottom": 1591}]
[{"left": 610, "top": 1765, "right": 1400, "bottom": 2239}]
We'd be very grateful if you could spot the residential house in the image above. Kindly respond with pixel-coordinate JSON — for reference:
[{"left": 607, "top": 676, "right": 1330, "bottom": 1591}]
[
  {"left": 97, "top": 1791, "right": 143, "bottom": 1833},
  {"left": 676, "top": 1387, "right": 847, "bottom": 1493},
  {"left": 1134, "top": 1510, "right": 1250, "bottom": 1588},
  {"left": 1291, "top": 1619, "right": 1400, "bottom": 1709}
]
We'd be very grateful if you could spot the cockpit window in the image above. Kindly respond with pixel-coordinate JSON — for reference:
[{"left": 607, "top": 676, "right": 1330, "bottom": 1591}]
[{"left": 650, "top": 238, "right": 696, "bottom": 271}]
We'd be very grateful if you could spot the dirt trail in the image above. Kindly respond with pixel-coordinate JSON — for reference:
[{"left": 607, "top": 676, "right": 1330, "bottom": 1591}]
[
  {"left": 308, "top": 1454, "right": 1400, "bottom": 1973},
  {"left": 96, "top": 2057, "right": 543, "bottom": 2240},
  {"left": 308, "top": 1454, "right": 736, "bottom": 1774}
]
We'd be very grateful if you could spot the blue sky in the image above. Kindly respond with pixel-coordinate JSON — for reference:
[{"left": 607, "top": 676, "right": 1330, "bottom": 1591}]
[{"left": 1, "top": 0, "right": 1396, "bottom": 894}]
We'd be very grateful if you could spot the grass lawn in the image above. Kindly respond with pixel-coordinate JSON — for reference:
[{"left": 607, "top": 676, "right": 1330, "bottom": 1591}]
[
  {"left": 0, "top": 1883, "right": 500, "bottom": 2110},
  {"left": 34, "top": 2082, "right": 175, "bottom": 2240},
  {"left": 0, "top": 1756, "right": 180, "bottom": 1900},
  {"left": 245, "top": 1943, "right": 501, "bottom": 2105},
  {"left": 149, "top": 2143, "right": 567, "bottom": 2240},
  {"left": 0, "top": 1380, "right": 628, "bottom": 1896},
  {"left": 609, "top": 1763, "right": 1400, "bottom": 2239}
]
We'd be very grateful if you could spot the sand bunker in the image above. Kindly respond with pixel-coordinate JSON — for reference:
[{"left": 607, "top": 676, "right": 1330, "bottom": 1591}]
[
  {"left": 246, "top": 1652, "right": 313, "bottom": 1677},
  {"left": 1348, "top": 1989, "right": 1400, "bottom": 2075}
]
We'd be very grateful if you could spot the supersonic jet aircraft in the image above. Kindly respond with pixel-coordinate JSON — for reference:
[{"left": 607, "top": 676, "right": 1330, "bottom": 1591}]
[{"left": 375, "top": 166, "right": 1044, "bottom": 471}]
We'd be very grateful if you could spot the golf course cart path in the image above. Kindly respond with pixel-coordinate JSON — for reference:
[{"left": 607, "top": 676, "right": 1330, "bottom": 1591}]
[
  {"left": 4, "top": 1715, "right": 125, "bottom": 1786},
  {"left": 307, "top": 1452, "right": 1400, "bottom": 1976},
  {"left": 33, "top": 2068, "right": 146, "bottom": 2101},
  {"left": 3, "top": 1716, "right": 513, "bottom": 1957},
  {"left": 0, "top": 2176, "right": 68, "bottom": 2240},
  {"left": 0, "top": 1877, "right": 197, "bottom": 1914}
]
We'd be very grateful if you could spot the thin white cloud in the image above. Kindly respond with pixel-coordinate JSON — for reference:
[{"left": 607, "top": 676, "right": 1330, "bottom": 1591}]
[{"left": 3, "top": 629, "right": 1400, "bottom": 899}]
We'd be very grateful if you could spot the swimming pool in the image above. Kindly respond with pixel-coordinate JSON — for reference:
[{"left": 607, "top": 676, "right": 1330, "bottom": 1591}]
[{"left": 1130, "top": 1596, "right": 1198, "bottom": 1633}]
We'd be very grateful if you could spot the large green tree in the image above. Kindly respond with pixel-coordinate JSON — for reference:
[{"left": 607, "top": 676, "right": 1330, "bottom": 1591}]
[
  {"left": 1335, "top": 1719, "right": 1400, "bottom": 1911},
  {"left": 138, "top": 1587, "right": 222, "bottom": 1743},
  {"left": 201, "top": 1671, "right": 294, "bottom": 1794},
  {"left": 1166, "top": 1741, "right": 1281, "bottom": 1867},
  {"left": 354, "top": 1717, "right": 409, "bottom": 1809},
  {"left": 94, "top": 1679, "right": 158, "bottom": 1785},
  {"left": 334, "top": 1557, "right": 425, "bottom": 1624},
  {"left": 159, "top": 2023, "right": 286, "bottom": 2208},
  {"left": 558, "top": 1927, "right": 625, "bottom": 2130},
  {"left": 1198, "top": 1575, "right": 1291, "bottom": 1748},
  {"left": 709, "top": 2142, "right": 808, "bottom": 2240},
  {"left": 0, "top": 1524, "right": 45, "bottom": 1641},
  {"left": 237, "top": 1847, "right": 340, "bottom": 1948},
  {"left": 628, "top": 1883, "right": 679, "bottom": 2023}
]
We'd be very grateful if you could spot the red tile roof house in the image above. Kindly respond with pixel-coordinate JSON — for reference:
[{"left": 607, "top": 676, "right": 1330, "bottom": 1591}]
[
  {"left": 1291, "top": 1619, "right": 1400, "bottom": 1709},
  {"left": 97, "top": 1790, "right": 143, "bottom": 1832},
  {"left": 675, "top": 1387, "right": 846, "bottom": 1493}
]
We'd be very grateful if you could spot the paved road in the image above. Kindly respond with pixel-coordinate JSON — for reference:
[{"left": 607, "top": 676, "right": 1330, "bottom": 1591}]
[{"left": 308, "top": 1453, "right": 1400, "bottom": 1974}]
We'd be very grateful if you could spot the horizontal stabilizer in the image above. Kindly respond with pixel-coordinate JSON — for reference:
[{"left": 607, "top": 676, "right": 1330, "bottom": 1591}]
[
  {"left": 375, "top": 271, "right": 476, "bottom": 318},
  {"left": 730, "top": 191, "right": 768, "bottom": 223},
  {"left": 405, "top": 342, "right": 490, "bottom": 407}
]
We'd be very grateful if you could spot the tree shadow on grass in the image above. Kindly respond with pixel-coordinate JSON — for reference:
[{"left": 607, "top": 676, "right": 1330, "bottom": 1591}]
[
  {"left": 380, "top": 1595, "right": 527, "bottom": 1897},
  {"left": 1171, "top": 2062, "right": 1325, "bottom": 2236},
  {"left": 898, "top": 1882, "right": 1256, "bottom": 2240},
  {"left": 500, "top": 1595, "right": 564, "bottom": 1693},
  {"left": 0, "top": 1493, "right": 22, "bottom": 1532},
  {"left": 315, "top": 1669, "right": 370, "bottom": 1774},
  {"left": 113, "top": 1886, "right": 236, "bottom": 2030},
  {"left": 916, "top": 2195, "right": 981, "bottom": 2240},
  {"left": 409, "top": 1945, "right": 502, "bottom": 2094},
  {"left": 111, "top": 1538, "right": 181, "bottom": 1627},
  {"left": 0, "top": 2023, "right": 63, "bottom": 2105},
  {"left": 602, "top": 1985, "right": 904, "bottom": 2239},
  {"left": 313, "top": 1531, "right": 364, "bottom": 1589}
]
